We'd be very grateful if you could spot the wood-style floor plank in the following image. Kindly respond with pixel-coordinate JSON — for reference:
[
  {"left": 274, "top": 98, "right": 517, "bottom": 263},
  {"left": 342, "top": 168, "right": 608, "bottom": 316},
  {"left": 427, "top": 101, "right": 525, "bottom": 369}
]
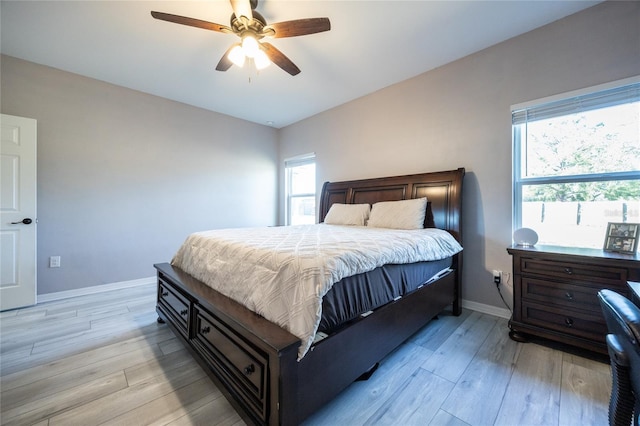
[
  {"left": 409, "top": 309, "right": 472, "bottom": 350},
  {"left": 421, "top": 311, "right": 498, "bottom": 382},
  {"left": 559, "top": 358, "right": 610, "bottom": 426},
  {"left": 429, "top": 410, "right": 471, "bottom": 426},
  {"left": 101, "top": 377, "right": 222, "bottom": 426},
  {"left": 0, "top": 310, "right": 18, "bottom": 318},
  {"left": 158, "top": 337, "right": 186, "bottom": 356},
  {"left": 1, "top": 344, "right": 164, "bottom": 411},
  {"left": 0, "top": 318, "right": 91, "bottom": 354},
  {"left": 364, "top": 367, "right": 454, "bottom": 425},
  {"left": 302, "top": 342, "right": 434, "bottom": 425},
  {"left": 47, "top": 362, "right": 206, "bottom": 425},
  {"left": 493, "top": 343, "right": 563, "bottom": 426},
  {"left": 0, "top": 283, "right": 613, "bottom": 426},
  {"left": 1, "top": 326, "right": 173, "bottom": 385},
  {"left": 0, "top": 310, "right": 45, "bottom": 326},
  {"left": 440, "top": 318, "right": 519, "bottom": 425},
  {"left": 1, "top": 371, "right": 129, "bottom": 426},
  {"left": 29, "top": 310, "right": 160, "bottom": 355},
  {"left": 164, "top": 394, "right": 245, "bottom": 426},
  {"left": 124, "top": 348, "right": 195, "bottom": 386}
]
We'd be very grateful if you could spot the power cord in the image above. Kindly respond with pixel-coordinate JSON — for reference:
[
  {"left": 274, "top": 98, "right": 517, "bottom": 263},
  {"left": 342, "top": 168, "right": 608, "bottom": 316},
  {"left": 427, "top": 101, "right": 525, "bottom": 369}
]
[
  {"left": 496, "top": 285, "right": 513, "bottom": 314},
  {"left": 495, "top": 272, "right": 513, "bottom": 314}
]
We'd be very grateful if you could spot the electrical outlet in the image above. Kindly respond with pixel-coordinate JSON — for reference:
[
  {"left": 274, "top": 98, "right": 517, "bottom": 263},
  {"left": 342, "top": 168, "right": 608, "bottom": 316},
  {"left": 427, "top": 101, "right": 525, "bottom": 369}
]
[
  {"left": 492, "top": 269, "right": 502, "bottom": 286},
  {"left": 49, "top": 256, "right": 61, "bottom": 268}
]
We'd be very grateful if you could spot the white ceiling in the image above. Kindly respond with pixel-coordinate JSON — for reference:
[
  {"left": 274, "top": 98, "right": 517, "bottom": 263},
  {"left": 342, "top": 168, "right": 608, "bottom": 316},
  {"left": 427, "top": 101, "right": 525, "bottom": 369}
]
[{"left": 1, "top": 1, "right": 602, "bottom": 128}]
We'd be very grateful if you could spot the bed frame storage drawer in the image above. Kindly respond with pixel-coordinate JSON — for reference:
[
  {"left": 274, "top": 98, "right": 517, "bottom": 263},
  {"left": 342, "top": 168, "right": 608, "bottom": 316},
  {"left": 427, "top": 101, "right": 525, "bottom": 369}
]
[
  {"left": 192, "top": 305, "right": 268, "bottom": 423},
  {"left": 157, "top": 279, "right": 191, "bottom": 338}
]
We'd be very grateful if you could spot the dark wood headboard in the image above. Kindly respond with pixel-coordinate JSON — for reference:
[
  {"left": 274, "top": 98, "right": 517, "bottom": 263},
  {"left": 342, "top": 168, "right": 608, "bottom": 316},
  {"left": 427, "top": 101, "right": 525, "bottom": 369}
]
[{"left": 319, "top": 168, "right": 465, "bottom": 243}]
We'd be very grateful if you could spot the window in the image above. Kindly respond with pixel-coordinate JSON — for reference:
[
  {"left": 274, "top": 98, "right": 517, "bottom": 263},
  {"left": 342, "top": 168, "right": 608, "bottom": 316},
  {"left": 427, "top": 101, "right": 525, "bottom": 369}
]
[
  {"left": 285, "top": 154, "right": 316, "bottom": 226},
  {"left": 512, "top": 78, "right": 640, "bottom": 249}
]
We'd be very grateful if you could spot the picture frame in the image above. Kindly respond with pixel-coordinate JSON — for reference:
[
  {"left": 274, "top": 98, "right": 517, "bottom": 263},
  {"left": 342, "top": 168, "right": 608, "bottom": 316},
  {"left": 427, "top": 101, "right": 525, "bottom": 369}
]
[{"left": 603, "top": 222, "right": 639, "bottom": 254}]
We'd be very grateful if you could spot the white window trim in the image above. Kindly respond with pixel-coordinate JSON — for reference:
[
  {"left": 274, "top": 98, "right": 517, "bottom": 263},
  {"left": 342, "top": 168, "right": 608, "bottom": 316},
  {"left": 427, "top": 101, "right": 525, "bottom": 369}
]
[{"left": 284, "top": 153, "right": 316, "bottom": 226}]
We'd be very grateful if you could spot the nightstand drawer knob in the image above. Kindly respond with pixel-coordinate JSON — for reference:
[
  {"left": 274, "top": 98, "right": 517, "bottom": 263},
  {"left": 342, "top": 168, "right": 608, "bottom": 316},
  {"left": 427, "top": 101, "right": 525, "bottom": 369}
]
[
  {"left": 565, "top": 292, "right": 573, "bottom": 300},
  {"left": 564, "top": 267, "right": 573, "bottom": 275},
  {"left": 180, "top": 309, "right": 188, "bottom": 316},
  {"left": 565, "top": 317, "right": 574, "bottom": 327},
  {"left": 161, "top": 291, "right": 169, "bottom": 297},
  {"left": 201, "top": 326, "right": 211, "bottom": 334}
]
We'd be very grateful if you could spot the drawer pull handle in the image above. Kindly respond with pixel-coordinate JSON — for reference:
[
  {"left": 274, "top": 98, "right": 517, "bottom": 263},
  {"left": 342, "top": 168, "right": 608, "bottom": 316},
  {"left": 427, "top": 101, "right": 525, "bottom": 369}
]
[
  {"left": 244, "top": 364, "right": 255, "bottom": 375},
  {"left": 564, "top": 267, "right": 573, "bottom": 275},
  {"left": 565, "top": 318, "right": 574, "bottom": 327},
  {"left": 161, "top": 291, "right": 169, "bottom": 297},
  {"left": 201, "top": 326, "right": 211, "bottom": 334},
  {"left": 180, "top": 309, "right": 188, "bottom": 316},
  {"left": 565, "top": 292, "right": 573, "bottom": 300}
]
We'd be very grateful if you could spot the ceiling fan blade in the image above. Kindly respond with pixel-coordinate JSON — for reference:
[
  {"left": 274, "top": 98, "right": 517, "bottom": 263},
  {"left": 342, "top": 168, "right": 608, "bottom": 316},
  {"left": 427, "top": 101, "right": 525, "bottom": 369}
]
[
  {"left": 215, "top": 45, "right": 237, "bottom": 72},
  {"left": 265, "top": 18, "right": 330, "bottom": 38},
  {"left": 261, "top": 42, "right": 300, "bottom": 76},
  {"left": 230, "top": 0, "right": 253, "bottom": 22},
  {"left": 150, "top": 11, "right": 233, "bottom": 34}
]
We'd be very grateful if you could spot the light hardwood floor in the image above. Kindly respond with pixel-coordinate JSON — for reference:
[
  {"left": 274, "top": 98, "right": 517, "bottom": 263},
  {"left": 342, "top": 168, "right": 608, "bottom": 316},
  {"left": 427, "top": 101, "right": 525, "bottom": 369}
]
[{"left": 1, "top": 283, "right": 612, "bottom": 425}]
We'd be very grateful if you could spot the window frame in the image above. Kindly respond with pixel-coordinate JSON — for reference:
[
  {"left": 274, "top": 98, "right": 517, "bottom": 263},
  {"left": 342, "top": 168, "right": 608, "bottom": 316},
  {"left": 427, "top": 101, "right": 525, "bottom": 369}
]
[
  {"left": 511, "top": 76, "right": 640, "bottom": 244},
  {"left": 284, "top": 153, "right": 316, "bottom": 226}
]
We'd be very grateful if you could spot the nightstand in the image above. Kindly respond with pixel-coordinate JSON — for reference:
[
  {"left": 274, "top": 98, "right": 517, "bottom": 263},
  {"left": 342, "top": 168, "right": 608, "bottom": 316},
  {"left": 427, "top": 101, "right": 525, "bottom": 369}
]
[{"left": 507, "top": 245, "right": 640, "bottom": 354}]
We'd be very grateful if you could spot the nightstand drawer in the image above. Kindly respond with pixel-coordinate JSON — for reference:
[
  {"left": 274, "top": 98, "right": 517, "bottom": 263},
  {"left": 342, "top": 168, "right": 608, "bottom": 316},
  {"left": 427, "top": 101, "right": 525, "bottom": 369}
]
[
  {"left": 522, "top": 277, "right": 602, "bottom": 313},
  {"left": 520, "top": 257, "right": 627, "bottom": 286},
  {"left": 158, "top": 280, "right": 190, "bottom": 337},
  {"left": 522, "top": 301, "right": 607, "bottom": 342}
]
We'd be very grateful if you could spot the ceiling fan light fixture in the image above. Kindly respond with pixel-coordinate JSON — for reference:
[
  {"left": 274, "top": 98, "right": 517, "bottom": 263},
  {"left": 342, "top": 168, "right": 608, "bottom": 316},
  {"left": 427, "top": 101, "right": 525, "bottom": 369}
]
[
  {"left": 228, "top": 45, "right": 245, "bottom": 67},
  {"left": 254, "top": 49, "right": 270, "bottom": 70},
  {"left": 241, "top": 35, "right": 260, "bottom": 58},
  {"left": 151, "top": 0, "right": 331, "bottom": 76}
]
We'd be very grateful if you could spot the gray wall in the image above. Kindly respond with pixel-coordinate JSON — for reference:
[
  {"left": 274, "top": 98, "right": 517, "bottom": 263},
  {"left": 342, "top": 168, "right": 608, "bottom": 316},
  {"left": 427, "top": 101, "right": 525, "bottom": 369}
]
[
  {"left": 1, "top": 55, "right": 278, "bottom": 295},
  {"left": 278, "top": 2, "right": 640, "bottom": 311}
]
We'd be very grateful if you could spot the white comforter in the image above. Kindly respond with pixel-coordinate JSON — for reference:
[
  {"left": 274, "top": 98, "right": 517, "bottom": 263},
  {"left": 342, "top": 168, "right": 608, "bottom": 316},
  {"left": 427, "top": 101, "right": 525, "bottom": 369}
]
[{"left": 171, "top": 224, "right": 462, "bottom": 359}]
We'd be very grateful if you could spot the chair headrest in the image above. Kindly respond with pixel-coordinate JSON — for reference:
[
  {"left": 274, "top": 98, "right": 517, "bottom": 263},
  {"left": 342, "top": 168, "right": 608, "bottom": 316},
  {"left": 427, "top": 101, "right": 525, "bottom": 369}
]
[{"left": 598, "top": 289, "right": 640, "bottom": 346}]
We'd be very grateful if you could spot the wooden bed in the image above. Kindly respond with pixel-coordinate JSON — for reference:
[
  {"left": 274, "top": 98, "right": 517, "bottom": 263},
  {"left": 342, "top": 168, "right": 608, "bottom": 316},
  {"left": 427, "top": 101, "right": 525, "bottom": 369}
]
[{"left": 154, "top": 167, "right": 465, "bottom": 425}]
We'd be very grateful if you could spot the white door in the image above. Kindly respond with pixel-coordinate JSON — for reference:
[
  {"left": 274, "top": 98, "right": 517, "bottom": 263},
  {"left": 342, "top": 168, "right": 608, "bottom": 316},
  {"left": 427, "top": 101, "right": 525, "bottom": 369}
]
[{"left": 1, "top": 114, "right": 37, "bottom": 311}]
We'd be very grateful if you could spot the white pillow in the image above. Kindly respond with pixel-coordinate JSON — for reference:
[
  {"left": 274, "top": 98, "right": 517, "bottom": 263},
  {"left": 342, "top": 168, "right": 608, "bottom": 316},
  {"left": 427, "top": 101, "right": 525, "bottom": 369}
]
[
  {"left": 367, "top": 197, "right": 427, "bottom": 230},
  {"left": 324, "top": 203, "right": 371, "bottom": 226}
]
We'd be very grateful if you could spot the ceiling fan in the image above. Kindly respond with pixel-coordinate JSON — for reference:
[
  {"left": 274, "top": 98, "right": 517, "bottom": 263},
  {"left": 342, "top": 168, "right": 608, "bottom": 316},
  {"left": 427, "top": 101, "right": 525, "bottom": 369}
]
[{"left": 151, "top": 0, "right": 331, "bottom": 76}]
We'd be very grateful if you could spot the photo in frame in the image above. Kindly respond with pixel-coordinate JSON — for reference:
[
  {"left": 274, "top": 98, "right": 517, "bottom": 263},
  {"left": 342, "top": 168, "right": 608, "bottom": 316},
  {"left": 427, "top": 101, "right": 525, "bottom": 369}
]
[{"left": 603, "top": 222, "right": 639, "bottom": 254}]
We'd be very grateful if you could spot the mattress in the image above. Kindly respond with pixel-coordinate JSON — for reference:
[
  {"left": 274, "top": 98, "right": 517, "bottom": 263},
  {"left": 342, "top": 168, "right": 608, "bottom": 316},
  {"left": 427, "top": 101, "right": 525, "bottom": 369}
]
[
  {"left": 318, "top": 258, "right": 453, "bottom": 334},
  {"left": 171, "top": 224, "right": 463, "bottom": 359}
]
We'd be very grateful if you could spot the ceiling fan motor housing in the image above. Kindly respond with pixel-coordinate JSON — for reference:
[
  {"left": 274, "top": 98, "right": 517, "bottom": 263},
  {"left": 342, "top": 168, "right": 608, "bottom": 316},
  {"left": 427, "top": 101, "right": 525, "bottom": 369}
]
[{"left": 231, "top": 10, "right": 268, "bottom": 39}]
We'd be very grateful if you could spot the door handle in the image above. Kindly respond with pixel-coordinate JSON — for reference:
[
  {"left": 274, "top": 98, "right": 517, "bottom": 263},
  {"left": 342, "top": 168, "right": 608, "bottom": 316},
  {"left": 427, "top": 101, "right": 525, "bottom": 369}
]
[{"left": 11, "top": 218, "right": 33, "bottom": 225}]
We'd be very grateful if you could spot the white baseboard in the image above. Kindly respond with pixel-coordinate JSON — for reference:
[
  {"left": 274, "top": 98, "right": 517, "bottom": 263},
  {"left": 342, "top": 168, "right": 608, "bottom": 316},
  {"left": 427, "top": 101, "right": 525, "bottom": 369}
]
[
  {"left": 37, "top": 276, "right": 156, "bottom": 304},
  {"left": 462, "top": 299, "right": 512, "bottom": 319}
]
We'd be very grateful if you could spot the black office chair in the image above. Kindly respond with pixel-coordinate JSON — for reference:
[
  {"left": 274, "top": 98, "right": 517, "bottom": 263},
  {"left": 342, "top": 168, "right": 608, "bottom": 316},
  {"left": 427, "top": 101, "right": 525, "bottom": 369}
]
[{"left": 598, "top": 289, "right": 640, "bottom": 426}]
